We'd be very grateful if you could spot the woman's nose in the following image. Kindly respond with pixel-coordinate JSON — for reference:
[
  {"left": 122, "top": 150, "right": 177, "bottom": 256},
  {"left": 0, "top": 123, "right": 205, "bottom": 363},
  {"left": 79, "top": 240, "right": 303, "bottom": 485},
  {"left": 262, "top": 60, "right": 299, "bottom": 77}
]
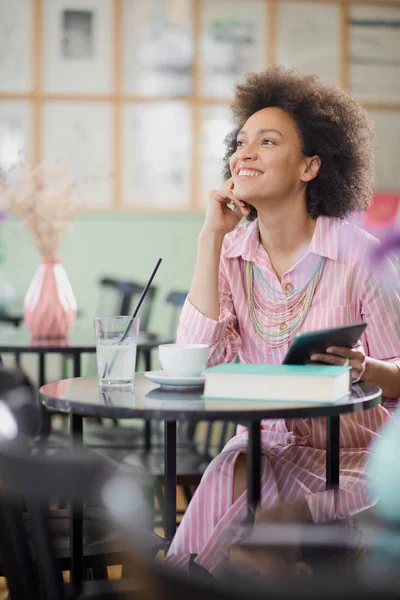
[{"left": 236, "top": 142, "right": 257, "bottom": 160}]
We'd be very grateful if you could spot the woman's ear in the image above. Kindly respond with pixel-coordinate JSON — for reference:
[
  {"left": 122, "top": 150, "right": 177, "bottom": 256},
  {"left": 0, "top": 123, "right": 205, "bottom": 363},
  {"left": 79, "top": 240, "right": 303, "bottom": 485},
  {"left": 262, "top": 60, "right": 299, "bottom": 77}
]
[
  {"left": 301, "top": 156, "right": 321, "bottom": 183},
  {"left": 295, "top": 560, "right": 313, "bottom": 580}
]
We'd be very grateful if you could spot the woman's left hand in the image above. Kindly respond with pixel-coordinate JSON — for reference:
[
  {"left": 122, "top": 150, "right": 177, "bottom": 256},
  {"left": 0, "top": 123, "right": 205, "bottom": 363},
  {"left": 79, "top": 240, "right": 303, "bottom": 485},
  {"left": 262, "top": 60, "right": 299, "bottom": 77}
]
[{"left": 310, "top": 341, "right": 367, "bottom": 383}]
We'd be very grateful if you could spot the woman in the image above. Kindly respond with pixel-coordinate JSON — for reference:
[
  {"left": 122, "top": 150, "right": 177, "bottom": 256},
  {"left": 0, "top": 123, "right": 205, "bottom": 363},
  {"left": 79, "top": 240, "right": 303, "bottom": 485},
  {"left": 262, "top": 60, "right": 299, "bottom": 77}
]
[{"left": 166, "top": 67, "right": 400, "bottom": 574}]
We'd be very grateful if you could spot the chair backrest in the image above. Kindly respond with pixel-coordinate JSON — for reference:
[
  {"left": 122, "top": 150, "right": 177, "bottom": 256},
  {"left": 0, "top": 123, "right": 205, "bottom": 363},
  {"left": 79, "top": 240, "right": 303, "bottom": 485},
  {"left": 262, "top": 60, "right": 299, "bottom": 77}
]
[
  {"left": 165, "top": 290, "right": 187, "bottom": 339},
  {"left": 187, "top": 420, "right": 236, "bottom": 460},
  {"left": 0, "top": 443, "right": 121, "bottom": 600},
  {"left": 0, "top": 495, "right": 41, "bottom": 600},
  {"left": 0, "top": 309, "right": 23, "bottom": 328},
  {"left": 99, "top": 277, "right": 158, "bottom": 333}
]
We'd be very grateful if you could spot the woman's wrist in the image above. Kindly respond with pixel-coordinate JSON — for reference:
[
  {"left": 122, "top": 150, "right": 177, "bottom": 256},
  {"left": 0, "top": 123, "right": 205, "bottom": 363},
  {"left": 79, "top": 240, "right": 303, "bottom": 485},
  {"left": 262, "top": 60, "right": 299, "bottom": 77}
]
[
  {"left": 360, "top": 356, "right": 400, "bottom": 397},
  {"left": 361, "top": 356, "right": 389, "bottom": 384},
  {"left": 198, "top": 227, "right": 226, "bottom": 244},
  {"left": 361, "top": 356, "right": 373, "bottom": 383}
]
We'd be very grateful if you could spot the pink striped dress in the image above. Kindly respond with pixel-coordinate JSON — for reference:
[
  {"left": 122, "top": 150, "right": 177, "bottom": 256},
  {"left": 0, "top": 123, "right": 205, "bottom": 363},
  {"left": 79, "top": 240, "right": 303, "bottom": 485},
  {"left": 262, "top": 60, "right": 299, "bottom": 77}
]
[{"left": 166, "top": 216, "right": 400, "bottom": 574}]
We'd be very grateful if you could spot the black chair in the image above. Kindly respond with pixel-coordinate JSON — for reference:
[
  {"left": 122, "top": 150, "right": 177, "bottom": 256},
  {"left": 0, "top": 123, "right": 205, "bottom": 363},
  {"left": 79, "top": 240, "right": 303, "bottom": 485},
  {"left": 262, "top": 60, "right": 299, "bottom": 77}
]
[
  {"left": 0, "top": 427, "right": 243, "bottom": 600},
  {"left": 98, "top": 277, "right": 158, "bottom": 338},
  {"left": 0, "top": 368, "right": 163, "bottom": 592},
  {"left": 0, "top": 311, "right": 23, "bottom": 328},
  {"left": 165, "top": 290, "right": 187, "bottom": 339},
  {"left": 0, "top": 306, "right": 23, "bottom": 370},
  {"left": 95, "top": 278, "right": 158, "bottom": 401},
  {"left": 0, "top": 440, "right": 162, "bottom": 600},
  {"left": 62, "top": 276, "right": 157, "bottom": 383},
  {"left": 101, "top": 419, "right": 236, "bottom": 524}
]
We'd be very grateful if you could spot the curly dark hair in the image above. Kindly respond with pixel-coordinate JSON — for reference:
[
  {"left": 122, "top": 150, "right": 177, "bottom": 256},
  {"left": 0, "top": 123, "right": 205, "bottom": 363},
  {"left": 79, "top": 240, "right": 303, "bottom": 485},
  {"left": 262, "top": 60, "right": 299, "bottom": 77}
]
[{"left": 222, "top": 66, "right": 374, "bottom": 221}]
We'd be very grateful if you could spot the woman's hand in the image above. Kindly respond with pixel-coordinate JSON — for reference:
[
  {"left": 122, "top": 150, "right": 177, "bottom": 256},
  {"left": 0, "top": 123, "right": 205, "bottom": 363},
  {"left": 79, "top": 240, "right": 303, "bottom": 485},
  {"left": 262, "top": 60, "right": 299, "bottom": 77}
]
[
  {"left": 310, "top": 341, "right": 367, "bottom": 383},
  {"left": 201, "top": 178, "right": 251, "bottom": 237}
]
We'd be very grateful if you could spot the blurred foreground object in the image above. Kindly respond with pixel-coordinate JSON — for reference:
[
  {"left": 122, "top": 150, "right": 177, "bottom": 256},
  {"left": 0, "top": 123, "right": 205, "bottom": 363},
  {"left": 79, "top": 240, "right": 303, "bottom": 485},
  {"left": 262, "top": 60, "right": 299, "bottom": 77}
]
[
  {"left": 368, "top": 406, "right": 400, "bottom": 522},
  {"left": 364, "top": 193, "right": 400, "bottom": 231},
  {"left": 0, "top": 365, "right": 40, "bottom": 437},
  {"left": 0, "top": 441, "right": 160, "bottom": 599}
]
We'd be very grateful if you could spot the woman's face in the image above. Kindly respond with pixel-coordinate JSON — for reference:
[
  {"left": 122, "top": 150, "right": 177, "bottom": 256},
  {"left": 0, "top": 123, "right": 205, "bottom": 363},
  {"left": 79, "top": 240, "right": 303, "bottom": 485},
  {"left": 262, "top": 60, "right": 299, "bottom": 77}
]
[{"left": 229, "top": 106, "right": 318, "bottom": 208}]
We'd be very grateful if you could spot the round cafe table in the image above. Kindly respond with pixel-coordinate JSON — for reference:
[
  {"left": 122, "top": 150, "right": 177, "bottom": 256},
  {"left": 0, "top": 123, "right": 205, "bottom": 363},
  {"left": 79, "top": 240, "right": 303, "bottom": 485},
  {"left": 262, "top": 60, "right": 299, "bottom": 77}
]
[
  {"left": 40, "top": 374, "right": 381, "bottom": 587},
  {"left": 0, "top": 326, "right": 171, "bottom": 444}
]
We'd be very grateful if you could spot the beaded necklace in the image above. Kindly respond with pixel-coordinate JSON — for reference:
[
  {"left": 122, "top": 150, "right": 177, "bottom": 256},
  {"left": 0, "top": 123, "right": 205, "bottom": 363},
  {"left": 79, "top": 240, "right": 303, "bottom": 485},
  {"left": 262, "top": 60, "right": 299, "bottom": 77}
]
[{"left": 244, "top": 257, "right": 325, "bottom": 348}]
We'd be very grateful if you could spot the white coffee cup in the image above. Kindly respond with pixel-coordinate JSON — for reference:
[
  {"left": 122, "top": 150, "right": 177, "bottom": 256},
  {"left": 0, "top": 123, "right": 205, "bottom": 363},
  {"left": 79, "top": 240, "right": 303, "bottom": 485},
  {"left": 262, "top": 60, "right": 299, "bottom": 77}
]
[{"left": 158, "top": 343, "right": 209, "bottom": 377}]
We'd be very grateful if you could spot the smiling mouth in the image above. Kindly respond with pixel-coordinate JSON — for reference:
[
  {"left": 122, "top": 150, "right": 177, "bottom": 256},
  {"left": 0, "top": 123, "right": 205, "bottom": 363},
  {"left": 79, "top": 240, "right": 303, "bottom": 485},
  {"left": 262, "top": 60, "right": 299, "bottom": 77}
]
[{"left": 236, "top": 169, "right": 262, "bottom": 179}]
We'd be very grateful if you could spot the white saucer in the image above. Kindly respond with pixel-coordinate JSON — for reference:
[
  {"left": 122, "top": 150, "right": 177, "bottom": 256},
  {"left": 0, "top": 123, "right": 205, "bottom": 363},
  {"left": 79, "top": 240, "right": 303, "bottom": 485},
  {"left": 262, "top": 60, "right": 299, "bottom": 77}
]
[{"left": 144, "top": 370, "right": 205, "bottom": 391}]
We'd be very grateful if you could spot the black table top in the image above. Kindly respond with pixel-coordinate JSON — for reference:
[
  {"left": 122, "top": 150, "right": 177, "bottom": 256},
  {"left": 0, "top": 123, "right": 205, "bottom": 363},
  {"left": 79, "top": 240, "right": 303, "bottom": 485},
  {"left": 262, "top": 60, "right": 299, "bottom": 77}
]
[
  {"left": 0, "top": 326, "right": 171, "bottom": 353},
  {"left": 39, "top": 375, "right": 382, "bottom": 422}
]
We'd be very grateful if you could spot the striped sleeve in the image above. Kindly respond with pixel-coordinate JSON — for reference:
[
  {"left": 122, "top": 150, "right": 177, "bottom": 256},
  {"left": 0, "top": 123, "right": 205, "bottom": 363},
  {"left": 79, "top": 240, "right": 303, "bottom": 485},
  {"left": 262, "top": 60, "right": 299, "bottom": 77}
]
[
  {"left": 360, "top": 255, "right": 400, "bottom": 361},
  {"left": 177, "top": 262, "right": 242, "bottom": 367},
  {"left": 305, "top": 491, "right": 336, "bottom": 523},
  {"left": 305, "top": 478, "right": 373, "bottom": 523}
]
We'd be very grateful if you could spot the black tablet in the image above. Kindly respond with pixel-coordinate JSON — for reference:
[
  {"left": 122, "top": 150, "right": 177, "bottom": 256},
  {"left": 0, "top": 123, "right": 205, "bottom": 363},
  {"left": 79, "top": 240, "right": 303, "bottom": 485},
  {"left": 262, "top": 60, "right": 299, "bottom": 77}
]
[{"left": 282, "top": 322, "right": 368, "bottom": 365}]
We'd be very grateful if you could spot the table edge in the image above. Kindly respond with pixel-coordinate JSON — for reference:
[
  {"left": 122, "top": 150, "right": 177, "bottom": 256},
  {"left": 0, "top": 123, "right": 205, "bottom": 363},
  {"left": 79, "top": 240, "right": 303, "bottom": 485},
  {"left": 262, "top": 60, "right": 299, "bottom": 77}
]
[{"left": 39, "top": 376, "right": 383, "bottom": 422}]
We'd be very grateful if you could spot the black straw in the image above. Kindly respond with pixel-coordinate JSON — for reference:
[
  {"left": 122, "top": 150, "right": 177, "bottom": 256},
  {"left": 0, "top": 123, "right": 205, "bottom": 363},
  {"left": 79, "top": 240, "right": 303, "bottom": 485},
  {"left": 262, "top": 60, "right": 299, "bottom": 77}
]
[{"left": 102, "top": 258, "right": 162, "bottom": 379}]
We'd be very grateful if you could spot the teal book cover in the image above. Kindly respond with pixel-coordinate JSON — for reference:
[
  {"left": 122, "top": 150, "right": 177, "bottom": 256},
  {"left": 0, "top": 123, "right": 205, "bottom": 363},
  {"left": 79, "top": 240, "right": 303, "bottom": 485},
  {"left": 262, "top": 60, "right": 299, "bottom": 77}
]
[{"left": 205, "top": 363, "right": 350, "bottom": 377}]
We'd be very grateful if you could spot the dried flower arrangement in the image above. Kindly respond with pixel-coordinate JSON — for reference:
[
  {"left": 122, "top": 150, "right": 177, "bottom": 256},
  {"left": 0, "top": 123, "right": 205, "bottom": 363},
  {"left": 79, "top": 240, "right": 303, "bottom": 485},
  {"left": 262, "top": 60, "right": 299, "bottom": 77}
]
[{"left": 0, "top": 160, "right": 80, "bottom": 259}]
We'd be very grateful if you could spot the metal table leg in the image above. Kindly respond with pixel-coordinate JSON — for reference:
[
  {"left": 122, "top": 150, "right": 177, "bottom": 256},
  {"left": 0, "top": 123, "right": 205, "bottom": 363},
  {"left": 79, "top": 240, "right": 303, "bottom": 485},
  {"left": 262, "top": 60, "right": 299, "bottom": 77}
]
[
  {"left": 248, "top": 420, "right": 261, "bottom": 522},
  {"left": 144, "top": 421, "right": 151, "bottom": 452},
  {"left": 164, "top": 420, "right": 177, "bottom": 547},
  {"left": 39, "top": 353, "right": 46, "bottom": 387},
  {"left": 144, "top": 350, "right": 152, "bottom": 372},
  {"left": 144, "top": 350, "right": 152, "bottom": 451},
  {"left": 71, "top": 352, "right": 83, "bottom": 590},
  {"left": 326, "top": 415, "right": 340, "bottom": 490},
  {"left": 71, "top": 414, "right": 83, "bottom": 590},
  {"left": 73, "top": 352, "right": 81, "bottom": 379},
  {"left": 39, "top": 353, "right": 51, "bottom": 439}
]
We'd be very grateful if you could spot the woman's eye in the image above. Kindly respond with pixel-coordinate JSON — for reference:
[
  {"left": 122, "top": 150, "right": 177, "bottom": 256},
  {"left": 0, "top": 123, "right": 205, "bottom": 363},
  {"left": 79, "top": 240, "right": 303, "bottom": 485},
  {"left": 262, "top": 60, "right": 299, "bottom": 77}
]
[{"left": 236, "top": 138, "right": 274, "bottom": 148}]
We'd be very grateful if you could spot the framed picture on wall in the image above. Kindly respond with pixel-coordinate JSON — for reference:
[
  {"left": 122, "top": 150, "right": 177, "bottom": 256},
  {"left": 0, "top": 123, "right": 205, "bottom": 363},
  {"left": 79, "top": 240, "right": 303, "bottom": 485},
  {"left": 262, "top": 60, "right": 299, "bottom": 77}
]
[
  {"left": 276, "top": 1, "right": 341, "bottom": 85},
  {"left": 349, "top": 5, "right": 400, "bottom": 102},
  {"left": 123, "top": 102, "right": 192, "bottom": 210},
  {"left": 123, "top": 0, "right": 193, "bottom": 96},
  {"left": 0, "top": 100, "right": 33, "bottom": 176},
  {"left": 368, "top": 110, "right": 400, "bottom": 192},
  {"left": 199, "top": 104, "right": 233, "bottom": 207},
  {"left": 199, "top": 0, "right": 268, "bottom": 98},
  {"left": 42, "top": 101, "right": 113, "bottom": 208},
  {"left": 42, "top": 0, "right": 113, "bottom": 94},
  {"left": 0, "top": 0, "right": 33, "bottom": 92}
]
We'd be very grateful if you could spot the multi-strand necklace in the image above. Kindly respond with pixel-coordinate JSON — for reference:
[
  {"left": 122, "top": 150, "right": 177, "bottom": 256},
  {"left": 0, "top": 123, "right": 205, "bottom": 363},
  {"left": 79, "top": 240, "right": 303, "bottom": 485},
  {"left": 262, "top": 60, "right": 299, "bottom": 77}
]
[{"left": 244, "top": 257, "right": 325, "bottom": 348}]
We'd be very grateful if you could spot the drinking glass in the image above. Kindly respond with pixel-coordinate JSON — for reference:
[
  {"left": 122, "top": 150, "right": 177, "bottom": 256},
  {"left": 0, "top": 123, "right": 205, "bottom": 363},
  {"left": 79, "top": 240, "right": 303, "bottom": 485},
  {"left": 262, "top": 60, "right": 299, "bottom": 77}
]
[{"left": 94, "top": 316, "right": 140, "bottom": 389}]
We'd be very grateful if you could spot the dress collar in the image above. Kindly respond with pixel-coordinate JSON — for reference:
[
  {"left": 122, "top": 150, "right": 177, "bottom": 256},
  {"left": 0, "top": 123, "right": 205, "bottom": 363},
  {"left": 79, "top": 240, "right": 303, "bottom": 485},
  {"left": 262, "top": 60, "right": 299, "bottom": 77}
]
[{"left": 222, "top": 216, "right": 341, "bottom": 261}]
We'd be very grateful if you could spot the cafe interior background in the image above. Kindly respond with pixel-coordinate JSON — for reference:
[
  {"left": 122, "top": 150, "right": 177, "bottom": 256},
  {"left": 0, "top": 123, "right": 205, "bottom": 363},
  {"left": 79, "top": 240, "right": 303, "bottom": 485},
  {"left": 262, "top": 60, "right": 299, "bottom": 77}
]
[{"left": 0, "top": 0, "right": 399, "bottom": 383}]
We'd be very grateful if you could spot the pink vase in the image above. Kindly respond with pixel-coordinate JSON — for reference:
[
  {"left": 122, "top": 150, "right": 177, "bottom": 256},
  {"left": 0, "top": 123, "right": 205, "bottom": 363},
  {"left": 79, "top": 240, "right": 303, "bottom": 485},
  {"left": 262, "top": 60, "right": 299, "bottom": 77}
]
[{"left": 24, "top": 258, "right": 77, "bottom": 339}]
